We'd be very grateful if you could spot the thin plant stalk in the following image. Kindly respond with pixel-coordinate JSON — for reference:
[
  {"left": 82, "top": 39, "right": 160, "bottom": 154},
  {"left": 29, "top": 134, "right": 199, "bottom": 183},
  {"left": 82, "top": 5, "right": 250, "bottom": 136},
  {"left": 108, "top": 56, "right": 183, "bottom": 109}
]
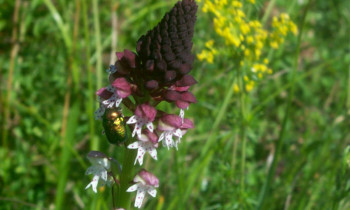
[
  {"left": 92, "top": 0, "right": 103, "bottom": 89},
  {"left": 238, "top": 67, "right": 248, "bottom": 200},
  {"left": 256, "top": 1, "right": 311, "bottom": 209},
  {"left": 2, "top": 0, "right": 21, "bottom": 147},
  {"left": 82, "top": 0, "right": 97, "bottom": 150}
]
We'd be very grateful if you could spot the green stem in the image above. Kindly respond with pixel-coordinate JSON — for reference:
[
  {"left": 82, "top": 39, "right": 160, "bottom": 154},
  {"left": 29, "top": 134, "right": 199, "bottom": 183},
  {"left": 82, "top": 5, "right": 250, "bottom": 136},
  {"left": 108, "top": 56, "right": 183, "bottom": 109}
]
[
  {"left": 256, "top": 1, "right": 311, "bottom": 209},
  {"left": 261, "top": 0, "right": 277, "bottom": 25},
  {"left": 174, "top": 150, "right": 184, "bottom": 210},
  {"left": 116, "top": 139, "right": 137, "bottom": 209},
  {"left": 238, "top": 66, "right": 248, "bottom": 202},
  {"left": 92, "top": 0, "right": 103, "bottom": 89},
  {"left": 82, "top": 0, "right": 97, "bottom": 151}
]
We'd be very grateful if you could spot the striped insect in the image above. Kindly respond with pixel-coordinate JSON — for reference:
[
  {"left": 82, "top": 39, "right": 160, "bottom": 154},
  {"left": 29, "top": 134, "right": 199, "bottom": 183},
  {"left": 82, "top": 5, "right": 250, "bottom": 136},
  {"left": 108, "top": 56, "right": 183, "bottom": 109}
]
[{"left": 102, "top": 108, "right": 127, "bottom": 145}]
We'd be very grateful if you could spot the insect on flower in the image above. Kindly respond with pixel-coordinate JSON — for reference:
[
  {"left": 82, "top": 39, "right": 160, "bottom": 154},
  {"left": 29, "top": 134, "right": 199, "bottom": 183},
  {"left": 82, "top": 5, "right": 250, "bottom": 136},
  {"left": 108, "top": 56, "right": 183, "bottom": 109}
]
[{"left": 102, "top": 108, "right": 128, "bottom": 145}]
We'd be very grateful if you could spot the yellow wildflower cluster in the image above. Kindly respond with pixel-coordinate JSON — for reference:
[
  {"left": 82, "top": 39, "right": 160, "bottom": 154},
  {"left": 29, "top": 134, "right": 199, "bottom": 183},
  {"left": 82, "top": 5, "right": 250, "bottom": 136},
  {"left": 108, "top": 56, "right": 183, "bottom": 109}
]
[
  {"left": 197, "top": 0, "right": 297, "bottom": 92},
  {"left": 197, "top": 40, "right": 218, "bottom": 63},
  {"left": 270, "top": 14, "right": 298, "bottom": 49}
]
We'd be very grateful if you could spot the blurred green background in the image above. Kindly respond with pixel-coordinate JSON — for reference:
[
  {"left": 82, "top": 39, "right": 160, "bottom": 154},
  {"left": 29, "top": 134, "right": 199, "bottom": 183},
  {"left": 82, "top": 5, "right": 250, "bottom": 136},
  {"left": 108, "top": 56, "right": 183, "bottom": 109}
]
[{"left": 0, "top": 0, "right": 349, "bottom": 209}]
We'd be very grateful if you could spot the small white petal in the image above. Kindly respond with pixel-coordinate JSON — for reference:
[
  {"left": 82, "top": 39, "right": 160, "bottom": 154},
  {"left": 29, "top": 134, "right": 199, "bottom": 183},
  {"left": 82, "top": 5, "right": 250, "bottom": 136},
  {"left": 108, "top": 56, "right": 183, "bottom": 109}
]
[
  {"left": 135, "top": 188, "right": 146, "bottom": 208},
  {"left": 127, "top": 115, "right": 137, "bottom": 124},
  {"left": 101, "top": 158, "right": 111, "bottom": 169},
  {"left": 179, "top": 109, "right": 185, "bottom": 121},
  {"left": 148, "top": 147, "right": 157, "bottom": 160},
  {"left": 100, "top": 170, "right": 108, "bottom": 181},
  {"left": 147, "top": 187, "right": 157, "bottom": 197},
  {"left": 158, "top": 132, "right": 165, "bottom": 142},
  {"left": 126, "top": 184, "right": 138, "bottom": 192},
  {"left": 86, "top": 175, "right": 99, "bottom": 193},
  {"left": 128, "top": 142, "right": 139, "bottom": 149},
  {"left": 136, "top": 146, "right": 146, "bottom": 165},
  {"left": 135, "top": 122, "right": 143, "bottom": 138},
  {"left": 146, "top": 122, "right": 154, "bottom": 132},
  {"left": 131, "top": 126, "right": 137, "bottom": 137},
  {"left": 165, "top": 132, "right": 174, "bottom": 149},
  {"left": 173, "top": 129, "right": 182, "bottom": 138},
  {"left": 115, "top": 97, "right": 123, "bottom": 107}
]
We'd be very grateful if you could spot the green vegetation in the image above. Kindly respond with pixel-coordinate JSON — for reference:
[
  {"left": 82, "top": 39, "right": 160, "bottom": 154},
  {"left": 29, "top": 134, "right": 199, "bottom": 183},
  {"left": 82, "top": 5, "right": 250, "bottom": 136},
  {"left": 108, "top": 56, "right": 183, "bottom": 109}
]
[{"left": 1, "top": 0, "right": 349, "bottom": 209}]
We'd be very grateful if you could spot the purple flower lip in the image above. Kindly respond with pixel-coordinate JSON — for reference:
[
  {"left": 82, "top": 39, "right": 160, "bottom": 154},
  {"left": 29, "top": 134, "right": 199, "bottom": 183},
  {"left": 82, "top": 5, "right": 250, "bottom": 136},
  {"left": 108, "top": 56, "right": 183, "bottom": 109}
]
[
  {"left": 111, "top": 77, "right": 132, "bottom": 98},
  {"left": 116, "top": 49, "right": 137, "bottom": 69},
  {"left": 164, "top": 90, "right": 181, "bottom": 102},
  {"left": 158, "top": 114, "right": 183, "bottom": 131},
  {"left": 176, "top": 91, "right": 197, "bottom": 109},
  {"left": 96, "top": 87, "right": 113, "bottom": 99},
  {"left": 181, "top": 118, "right": 194, "bottom": 129},
  {"left": 139, "top": 129, "right": 159, "bottom": 144},
  {"left": 175, "top": 75, "right": 197, "bottom": 87},
  {"left": 134, "top": 104, "right": 157, "bottom": 122},
  {"left": 164, "top": 90, "right": 196, "bottom": 109},
  {"left": 137, "top": 169, "right": 159, "bottom": 187}
]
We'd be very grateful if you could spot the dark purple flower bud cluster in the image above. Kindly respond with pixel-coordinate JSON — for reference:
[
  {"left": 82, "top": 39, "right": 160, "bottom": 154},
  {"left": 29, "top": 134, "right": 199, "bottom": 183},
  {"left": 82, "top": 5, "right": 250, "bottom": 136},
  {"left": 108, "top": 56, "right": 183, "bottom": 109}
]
[{"left": 106, "top": 0, "right": 198, "bottom": 111}]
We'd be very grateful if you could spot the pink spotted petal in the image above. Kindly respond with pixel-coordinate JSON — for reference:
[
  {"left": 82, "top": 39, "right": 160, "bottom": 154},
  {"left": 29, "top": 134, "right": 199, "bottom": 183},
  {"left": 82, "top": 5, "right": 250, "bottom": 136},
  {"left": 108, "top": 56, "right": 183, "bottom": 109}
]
[
  {"left": 146, "top": 122, "right": 154, "bottom": 132},
  {"left": 127, "top": 115, "right": 137, "bottom": 124},
  {"left": 126, "top": 184, "right": 138, "bottom": 192},
  {"left": 165, "top": 132, "right": 174, "bottom": 149},
  {"left": 135, "top": 122, "right": 143, "bottom": 138},
  {"left": 174, "top": 129, "right": 183, "bottom": 138},
  {"left": 147, "top": 187, "right": 157, "bottom": 197},
  {"left": 136, "top": 146, "right": 146, "bottom": 165},
  {"left": 179, "top": 109, "right": 185, "bottom": 121},
  {"left": 148, "top": 147, "right": 157, "bottom": 160},
  {"left": 135, "top": 188, "right": 146, "bottom": 208},
  {"left": 128, "top": 142, "right": 139, "bottom": 150}
]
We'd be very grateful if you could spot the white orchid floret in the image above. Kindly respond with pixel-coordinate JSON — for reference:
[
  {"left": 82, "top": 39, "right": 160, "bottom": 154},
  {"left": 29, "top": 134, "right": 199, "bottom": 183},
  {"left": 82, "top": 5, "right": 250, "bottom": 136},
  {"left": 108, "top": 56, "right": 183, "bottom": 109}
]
[
  {"left": 126, "top": 104, "right": 157, "bottom": 138},
  {"left": 94, "top": 77, "right": 132, "bottom": 120},
  {"left": 128, "top": 130, "right": 159, "bottom": 165},
  {"left": 127, "top": 169, "right": 159, "bottom": 208},
  {"left": 85, "top": 151, "right": 112, "bottom": 193},
  {"left": 157, "top": 114, "right": 194, "bottom": 150}
]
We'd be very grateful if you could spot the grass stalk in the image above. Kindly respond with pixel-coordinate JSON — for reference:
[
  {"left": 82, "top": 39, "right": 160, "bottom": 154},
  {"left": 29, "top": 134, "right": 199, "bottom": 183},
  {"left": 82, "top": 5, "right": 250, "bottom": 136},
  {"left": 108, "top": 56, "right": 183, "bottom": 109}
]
[
  {"left": 2, "top": 0, "right": 21, "bottom": 147},
  {"left": 238, "top": 67, "right": 248, "bottom": 199},
  {"left": 256, "top": 1, "right": 311, "bottom": 209},
  {"left": 54, "top": 102, "right": 80, "bottom": 209},
  {"left": 92, "top": 0, "right": 103, "bottom": 89},
  {"left": 82, "top": 0, "right": 97, "bottom": 151},
  {"left": 261, "top": 0, "right": 277, "bottom": 25}
]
